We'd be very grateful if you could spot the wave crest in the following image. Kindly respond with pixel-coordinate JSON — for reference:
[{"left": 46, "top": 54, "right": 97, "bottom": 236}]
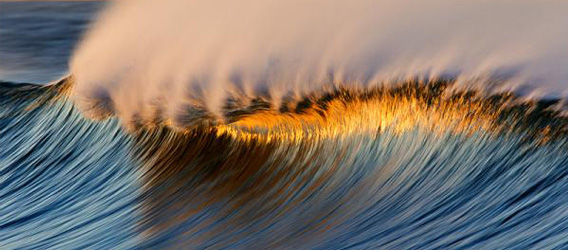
[{"left": 70, "top": 0, "right": 568, "bottom": 127}]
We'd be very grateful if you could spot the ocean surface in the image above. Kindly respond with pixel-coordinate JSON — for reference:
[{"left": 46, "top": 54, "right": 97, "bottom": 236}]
[
  {"left": 0, "top": 1, "right": 104, "bottom": 83},
  {"left": 3, "top": 1, "right": 568, "bottom": 250}
]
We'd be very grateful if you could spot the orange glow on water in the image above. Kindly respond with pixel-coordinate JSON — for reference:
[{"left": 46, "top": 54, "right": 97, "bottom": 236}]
[{"left": 214, "top": 89, "right": 505, "bottom": 143}]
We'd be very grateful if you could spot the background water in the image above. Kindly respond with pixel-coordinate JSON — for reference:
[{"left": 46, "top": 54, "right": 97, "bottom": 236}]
[{"left": 0, "top": 1, "right": 104, "bottom": 83}]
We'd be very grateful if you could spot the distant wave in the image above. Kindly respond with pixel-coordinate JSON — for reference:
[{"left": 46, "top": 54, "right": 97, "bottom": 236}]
[{"left": 4, "top": 77, "right": 568, "bottom": 249}]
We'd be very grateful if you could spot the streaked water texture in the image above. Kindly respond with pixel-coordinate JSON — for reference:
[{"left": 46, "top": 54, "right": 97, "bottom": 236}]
[{"left": 3, "top": 78, "right": 568, "bottom": 249}]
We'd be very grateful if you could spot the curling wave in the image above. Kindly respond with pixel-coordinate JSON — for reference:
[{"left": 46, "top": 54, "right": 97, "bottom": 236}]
[{"left": 3, "top": 77, "right": 568, "bottom": 249}]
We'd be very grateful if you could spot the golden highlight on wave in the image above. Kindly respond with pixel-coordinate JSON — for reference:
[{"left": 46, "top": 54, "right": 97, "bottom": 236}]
[
  {"left": 143, "top": 79, "right": 568, "bottom": 145},
  {"left": 52, "top": 75, "right": 568, "bottom": 144}
]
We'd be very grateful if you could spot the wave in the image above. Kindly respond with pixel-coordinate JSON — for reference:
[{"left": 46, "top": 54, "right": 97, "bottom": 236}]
[
  {"left": 3, "top": 77, "right": 568, "bottom": 249},
  {"left": 5, "top": 0, "right": 568, "bottom": 248}
]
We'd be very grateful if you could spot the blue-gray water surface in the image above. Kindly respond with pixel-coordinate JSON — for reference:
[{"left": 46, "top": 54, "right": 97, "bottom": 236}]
[{"left": 0, "top": 1, "right": 104, "bottom": 83}]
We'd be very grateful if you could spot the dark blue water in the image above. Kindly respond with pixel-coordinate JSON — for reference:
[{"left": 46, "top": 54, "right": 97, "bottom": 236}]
[{"left": 0, "top": 2, "right": 104, "bottom": 83}]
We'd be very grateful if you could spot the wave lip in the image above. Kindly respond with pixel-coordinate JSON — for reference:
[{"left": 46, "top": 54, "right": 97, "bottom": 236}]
[
  {"left": 70, "top": 0, "right": 568, "bottom": 129},
  {"left": 55, "top": 74, "right": 568, "bottom": 145}
]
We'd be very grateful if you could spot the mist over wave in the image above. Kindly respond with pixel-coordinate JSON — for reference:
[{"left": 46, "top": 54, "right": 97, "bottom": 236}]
[{"left": 71, "top": 0, "right": 568, "bottom": 126}]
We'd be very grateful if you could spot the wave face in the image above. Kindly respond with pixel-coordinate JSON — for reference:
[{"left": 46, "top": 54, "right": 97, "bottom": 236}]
[
  {"left": 0, "top": 81, "right": 140, "bottom": 249},
  {"left": 71, "top": 0, "right": 568, "bottom": 125},
  {"left": 4, "top": 77, "right": 568, "bottom": 249}
]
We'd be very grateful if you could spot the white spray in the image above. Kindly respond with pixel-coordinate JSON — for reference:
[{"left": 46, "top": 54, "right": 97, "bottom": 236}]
[{"left": 71, "top": 0, "right": 568, "bottom": 125}]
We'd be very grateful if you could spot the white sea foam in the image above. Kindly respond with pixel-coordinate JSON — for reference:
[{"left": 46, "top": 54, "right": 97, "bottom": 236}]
[{"left": 70, "top": 0, "right": 568, "bottom": 124}]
